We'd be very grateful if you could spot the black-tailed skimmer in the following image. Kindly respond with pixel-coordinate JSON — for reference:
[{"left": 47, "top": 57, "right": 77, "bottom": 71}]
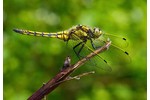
[{"left": 13, "top": 25, "right": 130, "bottom": 71}]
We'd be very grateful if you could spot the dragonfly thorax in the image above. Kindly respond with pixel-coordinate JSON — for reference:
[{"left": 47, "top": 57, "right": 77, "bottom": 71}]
[{"left": 68, "top": 25, "right": 103, "bottom": 41}]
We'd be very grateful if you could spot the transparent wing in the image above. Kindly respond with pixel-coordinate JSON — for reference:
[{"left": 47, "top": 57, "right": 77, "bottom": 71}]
[
  {"left": 86, "top": 51, "right": 112, "bottom": 72},
  {"left": 67, "top": 39, "right": 112, "bottom": 72},
  {"left": 92, "top": 34, "right": 131, "bottom": 70},
  {"left": 102, "top": 32, "right": 129, "bottom": 48},
  {"left": 66, "top": 32, "right": 130, "bottom": 72}
]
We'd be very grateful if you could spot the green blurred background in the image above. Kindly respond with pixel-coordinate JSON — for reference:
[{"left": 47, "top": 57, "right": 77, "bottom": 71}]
[{"left": 4, "top": 0, "right": 146, "bottom": 100}]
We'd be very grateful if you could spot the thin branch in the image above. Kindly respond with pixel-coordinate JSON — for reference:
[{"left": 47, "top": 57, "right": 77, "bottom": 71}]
[
  {"left": 28, "top": 41, "right": 111, "bottom": 100},
  {"left": 66, "top": 71, "right": 95, "bottom": 80}
]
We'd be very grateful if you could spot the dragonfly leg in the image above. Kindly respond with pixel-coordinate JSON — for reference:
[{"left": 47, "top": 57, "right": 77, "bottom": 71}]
[
  {"left": 73, "top": 41, "right": 85, "bottom": 58},
  {"left": 73, "top": 42, "right": 83, "bottom": 58},
  {"left": 77, "top": 43, "right": 85, "bottom": 57},
  {"left": 90, "top": 39, "right": 96, "bottom": 49}
]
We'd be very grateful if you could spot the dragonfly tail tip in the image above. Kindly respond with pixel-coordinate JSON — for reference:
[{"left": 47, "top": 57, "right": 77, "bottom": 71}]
[{"left": 13, "top": 28, "right": 23, "bottom": 34}]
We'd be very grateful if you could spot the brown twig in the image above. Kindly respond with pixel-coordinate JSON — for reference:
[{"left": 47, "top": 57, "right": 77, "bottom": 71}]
[{"left": 28, "top": 41, "right": 111, "bottom": 100}]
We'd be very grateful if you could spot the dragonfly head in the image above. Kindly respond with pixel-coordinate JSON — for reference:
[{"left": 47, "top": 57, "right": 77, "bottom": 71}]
[{"left": 93, "top": 27, "right": 103, "bottom": 38}]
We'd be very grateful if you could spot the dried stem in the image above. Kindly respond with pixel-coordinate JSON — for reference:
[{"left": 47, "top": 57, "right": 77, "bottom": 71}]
[{"left": 28, "top": 41, "right": 111, "bottom": 100}]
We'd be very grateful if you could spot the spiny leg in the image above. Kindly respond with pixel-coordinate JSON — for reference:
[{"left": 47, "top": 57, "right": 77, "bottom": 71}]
[
  {"left": 73, "top": 41, "right": 85, "bottom": 59},
  {"left": 73, "top": 41, "right": 83, "bottom": 58},
  {"left": 90, "top": 39, "right": 96, "bottom": 49},
  {"left": 77, "top": 43, "right": 85, "bottom": 57},
  {"left": 90, "top": 38, "right": 104, "bottom": 50}
]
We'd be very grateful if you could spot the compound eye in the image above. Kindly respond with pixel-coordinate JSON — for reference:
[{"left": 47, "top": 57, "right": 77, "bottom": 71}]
[{"left": 94, "top": 28, "right": 100, "bottom": 33}]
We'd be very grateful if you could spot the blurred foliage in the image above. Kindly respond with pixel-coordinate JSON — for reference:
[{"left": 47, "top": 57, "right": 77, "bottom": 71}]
[{"left": 4, "top": 0, "right": 146, "bottom": 100}]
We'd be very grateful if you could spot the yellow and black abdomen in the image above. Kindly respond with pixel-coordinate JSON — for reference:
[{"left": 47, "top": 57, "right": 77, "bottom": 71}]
[{"left": 13, "top": 29, "right": 69, "bottom": 41}]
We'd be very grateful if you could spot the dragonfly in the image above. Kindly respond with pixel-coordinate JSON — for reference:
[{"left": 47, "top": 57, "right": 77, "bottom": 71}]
[{"left": 13, "top": 24, "right": 129, "bottom": 71}]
